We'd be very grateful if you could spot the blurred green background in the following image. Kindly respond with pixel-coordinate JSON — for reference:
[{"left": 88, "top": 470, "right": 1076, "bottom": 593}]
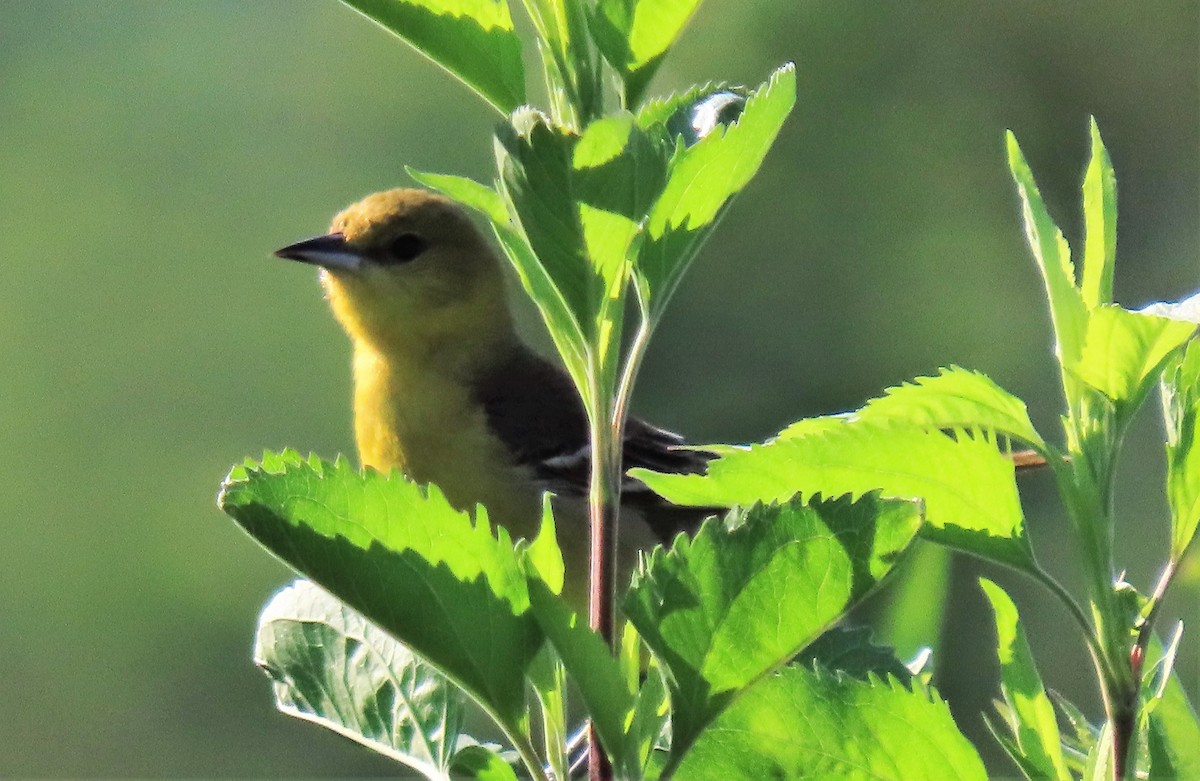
[{"left": 1, "top": 0, "right": 1196, "bottom": 776}]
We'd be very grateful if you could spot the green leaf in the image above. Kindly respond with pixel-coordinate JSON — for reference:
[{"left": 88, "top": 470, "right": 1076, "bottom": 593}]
[
  {"left": 1148, "top": 716, "right": 1179, "bottom": 780},
  {"left": 406, "top": 167, "right": 509, "bottom": 226},
  {"left": 496, "top": 114, "right": 664, "bottom": 358},
  {"left": 518, "top": 504, "right": 570, "bottom": 779},
  {"left": 590, "top": 0, "right": 705, "bottom": 106},
  {"left": 218, "top": 451, "right": 541, "bottom": 729},
  {"left": 1007, "top": 131, "right": 1088, "bottom": 373},
  {"left": 796, "top": 625, "right": 913, "bottom": 683},
  {"left": 1070, "top": 305, "right": 1195, "bottom": 417},
  {"left": 635, "top": 81, "right": 736, "bottom": 135},
  {"left": 1080, "top": 117, "right": 1117, "bottom": 309},
  {"left": 1049, "top": 690, "right": 1099, "bottom": 774},
  {"left": 626, "top": 661, "right": 672, "bottom": 778},
  {"left": 635, "top": 63, "right": 796, "bottom": 320},
  {"left": 635, "top": 417, "right": 1036, "bottom": 573},
  {"left": 490, "top": 217, "right": 591, "bottom": 399},
  {"left": 495, "top": 110, "right": 673, "bottom": 384},
  {"left": 674, "top": 666, "right": 987, "bottom": 781},
  {"left": 340, "top": 0, "right": 524, "bottom": 114},
  {"left": 985, "top": 712, "right": 1054, "bottom": 781},
  {"left": 520, "top": 496, "right": 565, "bottom": 594},
  {"left": 449, "top": 745, "right": 522, "bottom": 781},
  {"left": 255, "top": 579, "right": 487, "bottom": 780},
  {"left": 858, "top": 366, "right": 1047, "bottom": 451},
  {"left": 1162, "top": 339, "right": 1200, "bottom": 561},
  {"left": 496, "top": 117, "right": 594, "bottom": 335},
  {"left": 520, "top": 0, "right": 600, "bottom": 122},
  {"left": 524, "top": 647, "right": 569, "bottom": 781},
  {"left": 624, "top": 493, "right": 923, "bottom": 756},
  {"left": 979, "top": 578, "right": 1071, "bottom": 781},
  {"left": 1083, "top": 723, "right": 1114, "bottom": 781},
  {"left": 574, "top": 113, "right": 668, "bottom": 330},
  {"left": 517, "top": 501, "right": 635, "bottom": 767},
  {"left": 1140, "top": 629, "right": 1200, "bottom": 779}
]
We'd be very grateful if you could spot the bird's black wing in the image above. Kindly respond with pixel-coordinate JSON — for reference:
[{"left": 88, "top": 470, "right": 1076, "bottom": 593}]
[{"left": 473, "top": 347, "right": 717, "bottom": 542}]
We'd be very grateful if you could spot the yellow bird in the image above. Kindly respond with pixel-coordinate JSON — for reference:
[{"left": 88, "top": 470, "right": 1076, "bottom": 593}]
[{"left": 274, "top": 189, "right": 711, "bottom": 596}]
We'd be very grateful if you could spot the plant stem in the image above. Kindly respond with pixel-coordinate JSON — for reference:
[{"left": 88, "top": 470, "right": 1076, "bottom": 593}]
[
  {"left": 586, "top": 425, "right": 618, "bottom": 781},
  {"left": 587, "top": 380, "right": 621, "bottom": 781},
  {"left": 511, "top": 730, "right": 553, "bottom": 781},
  {"left": 1133, "top": 558, "right": 1179, "bottom": 680},
  {"left": 583, "top": 317, "right": 653, "bottom": 781},
  {"left": 1029, "top": 564, "right": 1111, "bottom": 677},
  {"left": 587, "top": 411, "right": 620, "bottom": 648}
]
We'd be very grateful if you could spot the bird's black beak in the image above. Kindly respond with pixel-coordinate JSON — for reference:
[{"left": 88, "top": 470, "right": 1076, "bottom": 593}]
[{"left": 273, "top": 232, "right": 362, "bottom": 271}]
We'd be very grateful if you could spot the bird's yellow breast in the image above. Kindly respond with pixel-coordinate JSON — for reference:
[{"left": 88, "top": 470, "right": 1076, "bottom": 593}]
[{"left": 352, "top": 345, "right": 543, "bottom": 540}]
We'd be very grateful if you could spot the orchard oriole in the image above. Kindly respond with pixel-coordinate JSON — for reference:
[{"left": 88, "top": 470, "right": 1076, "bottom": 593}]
[{"left": 275, "top": 189, "right": 711, "bottom": 597}]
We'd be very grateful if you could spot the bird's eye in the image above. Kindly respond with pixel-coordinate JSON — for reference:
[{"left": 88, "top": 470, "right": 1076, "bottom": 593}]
[{"left": 383, "top": 233, "right": 427, "bottom": 264}]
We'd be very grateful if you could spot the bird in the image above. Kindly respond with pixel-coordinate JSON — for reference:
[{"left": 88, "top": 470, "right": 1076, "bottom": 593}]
[{"left": 273, "top": 188, "right": 713, "bottom": 602}]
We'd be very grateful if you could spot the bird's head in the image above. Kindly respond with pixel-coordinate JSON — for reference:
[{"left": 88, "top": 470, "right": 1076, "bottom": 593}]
[{"left": 275, "top": 189, "right": 514, "bottom": 358}]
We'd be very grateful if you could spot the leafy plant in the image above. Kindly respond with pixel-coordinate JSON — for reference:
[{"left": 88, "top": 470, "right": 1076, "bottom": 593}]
[
  {"left": 218, "top": 1, "right": 1200, "bottom": 779},
  {"left": 639, "top": 121, "right": 1200, "bottom": 778}
]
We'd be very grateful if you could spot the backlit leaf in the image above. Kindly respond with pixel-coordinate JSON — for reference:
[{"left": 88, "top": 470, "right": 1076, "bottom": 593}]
[
  {"left": 858, "top": 366, "right": 1046, "bottom": 451},
  {"left": 635, "top": 417, "right": 1035, "bottom": 572},
  {"left": 1080, "top": 117, "right": 1117, "bottom": 309},
  {"left": 675, "top": 666, "right": 987, "bottom": 780},
  {"left": 219, "top": 451, "right": 541, "bottom": 729},
  {"left": 635, "top": 63, "right": 796, "bottom": 320},
  {"left": 1070, "top": 305, "right": 1195, "bottom": 416},
  {"left": 341, "top": 0, "right": 524, "bottom": 113},
  {"left": 1007, "top": 132, "right": 1087, "bottom": 374},
  {"left": 625, "top": 493, "right": 922, "bottom": 756},
  {"left": 979, "top": 579, "right": 1071, "bottom": 781}
]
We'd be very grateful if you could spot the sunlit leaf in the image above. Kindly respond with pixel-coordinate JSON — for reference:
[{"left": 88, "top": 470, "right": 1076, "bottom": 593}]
[
  {"left": 675, "top": 666, "right": 987, "bottom": 780},
  {"left": 407, "top": 160, "right": 594, "bottom": 401},
  {"left": 1080, "top": 117, "right": 1117, "bottom": 309},
  {"left": 490, "top": 218, "right": 591, "bottom": 398},
  {"left": 1070, "top": 305, "right": 1195, "bottom": 416},
  {"left": 1082, "top": 723, "right": 1113, "bottom": 781},
  {"left": 797, "top": 625, "right": 912, "bottom": 683},
  {"left": 625, "top": 493, "right": 923, "bottom": 756},
  {"left": 635, "top": 63, "right": 796, "bottom": 320},
  {"left": 496, "top": 118, "right": 596, "bottom": 335},
  {"left": 521, "top": 508, "right": 634, "bottom": 765},
  {"left": 1140, "top": 629, "right": 1200, "bottom": 779},
  {"left": 449, "top": 745, "right": 522, "bottom": 781},
  {"left": 635, "top": 417, "right": 1035, "bottom": 573},
  {"left": 1049, "top": 690, "right": 1099, "bottom": 775},
  {"left": 1142, "top": 290, "right": 1200, "bottom": 324},
  {"left": 573, "top": 112, "right": 668, "bottom": 311},
  {"left": 218, "top": 451, "right": 541, "bottom": 729},
  {"left": 590, "top": 0, "right": 706, "bottom": 106},
  {"left": 524, "top": 646, "right": 569, "bottom": 781},
  {"left": 406, "top": 167, "right": 509, "bottom": 225},
  {"left": 858, "top": 366, "right": 1046, "bottom": 451},
  {"left": 1162, "top": 338, "right": 1200, "bottom": 561},
  {"left": 1007, "top": 131, "right": 1088, "bottom": 373},
  {"left": 521, "top": 0, "right": 600, "bottom": 121},
  {"left": 625, "top": 661, "right": 671, "bottom": 777},
  {"left": 340, "top": 0, "right": 524, "bottom": 114},
  {"left": 496, "top": 112, "right": 666, "bottom": 359},
  {"left": 979, "top": 579, "right": 1071, "bottom": 781},
  {"left": 635, "top": 81, "right": 737, "bottom": 134}
]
